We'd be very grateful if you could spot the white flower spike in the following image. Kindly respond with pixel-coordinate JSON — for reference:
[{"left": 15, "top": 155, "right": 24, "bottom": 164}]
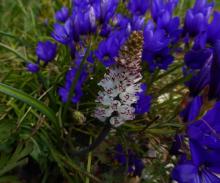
[{"left": 94, "top": 31, "right": 144, "bottom": 127}]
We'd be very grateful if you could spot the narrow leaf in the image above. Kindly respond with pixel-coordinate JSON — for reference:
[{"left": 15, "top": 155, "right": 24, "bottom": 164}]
[
  {"left": 0, "top": 42, "right": 28, "bottom": 63},
  {"left": 0, "top": 83, "right": 58, "bottom": 125}
]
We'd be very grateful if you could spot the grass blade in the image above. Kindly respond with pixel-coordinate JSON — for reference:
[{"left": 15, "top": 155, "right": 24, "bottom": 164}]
[
  {"left": 0, "top": 42, "right": 28, "bottom": 63},
  {"left": 0, "top": 83, "right": 58, "bottom": 125}
]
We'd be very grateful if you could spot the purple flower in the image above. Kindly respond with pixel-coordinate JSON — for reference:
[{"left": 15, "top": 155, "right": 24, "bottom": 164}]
[
  {"left": 193, "top": 0, "right": 213, "bottom": 17},
  {"left": 128, "top": 151, "right": 144, "bottom": 176},
  {"left": 174, "top": 101, "right": 220, "bottom": 182},
  {"left": 135, "top": 84, "right": 151, "bottom": 114},
  {"left": 143, "top": 25, "right": 169, "bottom": 51},
  {"left": 184, "top": 48, "right": 212, "bottom": 70},
  {"left": 142, "top": 26, "right": 173, "bottom": 71},
  {"left": 36, "top": 41, "right": 57, "bottom": 63},
  {"left": 180, "top": 96, "right": 203, "bottom": 123},
  {"left": 95, "top": 30, "right": 128, "bottom": 67},
  {"left": 131, "top": 15, "right": 145, "bottom": 31},
  {"left": 59, "top": 68, "right": 87, "bottom": 103},
  {"left": 192, "top": 33, "right": 208, "bottom": 50},
  {"left": 52, "top": 19, "right": 76, "bottom": 58},
  {"left": 151, "top": 0, "right": 166, "bottom": 21},
  {"left": 209, "top": 41, "right": 220, "bottom": 100},
  {"left": 71, "top": 5, "right": 96, "bottom": 35},
  {"left": 151, "top": 0, "right": 178, "bottom": 22},
  {"left": 127, "top": 0, "right": 149, "bottom": 15},
  {"left": 151, "top": 0, "right": 181, "bottom": 43},
  {"left": 114, "top": 144, "right": 126, "bottom": 165},
  {"left": 172, "top": 140, "right": 220, "bottom": 183},
  {"left": 99, "top": 24, "right": 112, "bottom": 37},
  {"left": 157, "top": 10, "right": 172, "bottom": 29},
  {"left": 94, "top": 0, "right": 119, "bottom": 23},
  {"left": 112, "top": 14, "right": 130, "bottom": 29},
  {"left": 183, "top": 0, "right": 213, "bottom": 37},
  {"left": 26, "top": 63, "right": 39, "bottom": 73},
  {"left": 184, "top": 10, "right": 207, "bottom": 37},
  {"left": 184, "top": 52, "right": 212, "bottom": 97},
  {"left": 55, "top": 6, "right": 69, "bottom": 22},
  {"left": 95, "top": 38, "right": 118, "bottom": 67},
  {"left": 87, "top": 51, "right": 95, "bottom": 64},
  {"left": 207, "top": 12, "right": 220, "bottom": 45},
  {"left": 167, "top": 17, "right": 182, "bottom": 43},
  {"left": 157, "top": 13, "right": 181, "bottom": 43},
  {"left": 52, "top": 19, "right": 75, "bottom": 44},
  {"left": 72, "top": 0, "right": 87, "bottom": 7},
  {"left": 187, "top": 102, "right": 220, "bottom": 149}
]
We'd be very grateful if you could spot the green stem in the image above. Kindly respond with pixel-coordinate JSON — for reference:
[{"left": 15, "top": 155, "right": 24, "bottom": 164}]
[
  {"left": 71, "top": 123, "right": 112, "bottom": 156},
  {"left": 155, "top": 62, "right": 184, "bottom": 82},
  {"left": 16, "top": 86, "right": 54, "bottom": 130},
  {"left": 0, "top": 31, "right": 18, "bottom": 39},
  {"left": 85, "top": 137, "right": 93, "bottom": 183},
  {"left": 62, "top": 43, "right": 92, "bottom": 121},
  {"left": 154, "top": 75, "right": 192, "bottom": 98},
  {"left": 147, "top": 69, "right": 160, "bottom": 91}
]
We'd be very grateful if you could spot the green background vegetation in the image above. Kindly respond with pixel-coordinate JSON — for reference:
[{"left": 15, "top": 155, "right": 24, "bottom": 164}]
[{"left": 0, "top": 0, "right": 220, "bottom": 182}]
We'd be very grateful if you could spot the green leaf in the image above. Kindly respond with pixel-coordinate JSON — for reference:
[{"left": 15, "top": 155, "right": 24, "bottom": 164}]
[
  {"left": 0, "top": 143, "right": 33, "bottom": 176},
  {"left": 0, "top": 83, "right": 58, "bottom": 125},
  {"left": 0, "top": 119, "right": 16, "bottom": 143},
  {"left": 155, "top": 75, "right": 192, "bottom": 98},
  {"left": 0, "top": 176, "right": 21, "bottom": 183}
]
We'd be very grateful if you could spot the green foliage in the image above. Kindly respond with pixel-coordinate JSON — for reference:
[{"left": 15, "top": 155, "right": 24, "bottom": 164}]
[
  {"left": 0, "top": 0, "right": 220, "bottom": 183},
  {"left": 0, "top": 142, "right": 33, "bottom": 176},
  {"left": 0, "top": 83, "right": 58, "bottom": 126}
]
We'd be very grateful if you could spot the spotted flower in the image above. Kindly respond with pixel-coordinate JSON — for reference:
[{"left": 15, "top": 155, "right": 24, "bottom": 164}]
[
  {"left": 94, "top": 31, "right": 144, "bottom": 127},
  {"left": 94, "top": 65, "right": 142, "bottom": 126}
]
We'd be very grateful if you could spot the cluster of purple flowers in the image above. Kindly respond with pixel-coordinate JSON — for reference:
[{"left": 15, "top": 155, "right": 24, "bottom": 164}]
[
  {"left": 171, "top": 0, "right": 220, "bottom": 182},
  {"left": 27, "top": 41, "right": 57, "bottom": 72},
  {"left": 29, "top": 0, "right": 154, "bottom": 111},
  {"left": 172, "top": 102, "right": 220, "bottom": 182},
  {"left": 27, "top": 0, "right": 220, "bottom": 181}
]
